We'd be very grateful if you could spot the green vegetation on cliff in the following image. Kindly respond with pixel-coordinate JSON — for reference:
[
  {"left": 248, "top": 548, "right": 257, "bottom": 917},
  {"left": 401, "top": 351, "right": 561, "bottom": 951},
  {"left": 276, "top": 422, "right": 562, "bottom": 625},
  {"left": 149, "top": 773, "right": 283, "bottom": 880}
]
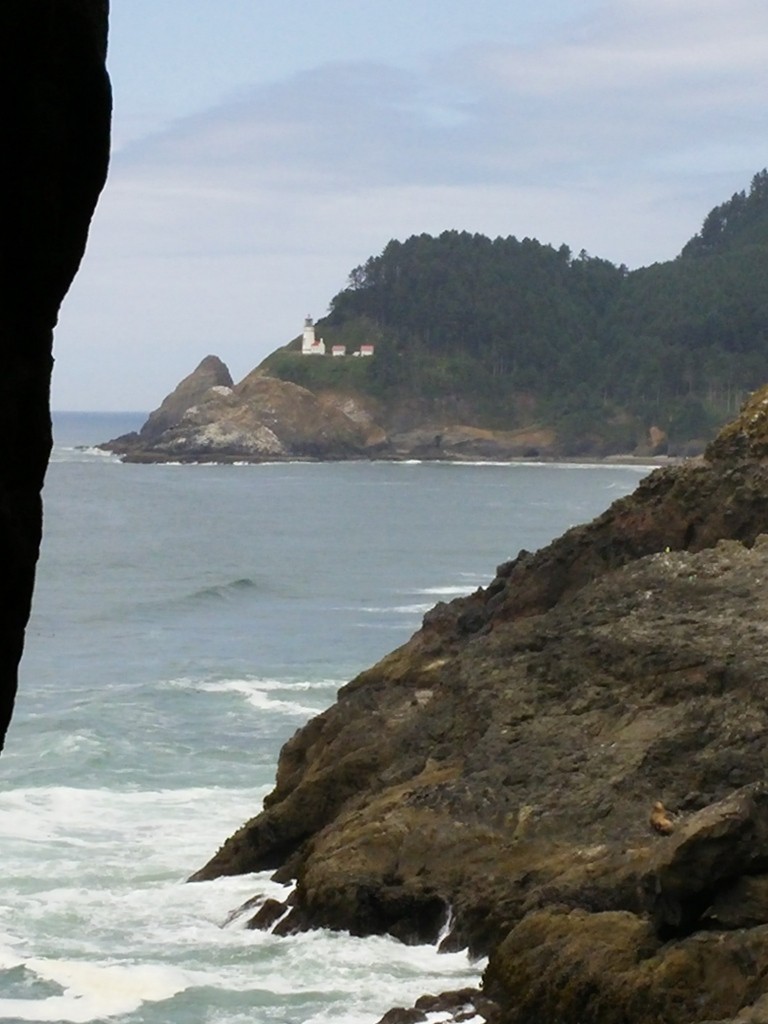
[{"left": 262, "top": 170, "right": 768, "bottom": 453}]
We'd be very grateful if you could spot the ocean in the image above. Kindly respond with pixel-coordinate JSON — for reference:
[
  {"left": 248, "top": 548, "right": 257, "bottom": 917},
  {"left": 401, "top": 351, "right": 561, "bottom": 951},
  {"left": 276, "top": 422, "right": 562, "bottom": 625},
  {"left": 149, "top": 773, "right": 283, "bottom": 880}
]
[{"left": 0, "top": 412, "right": 654, "bottom": 1024}]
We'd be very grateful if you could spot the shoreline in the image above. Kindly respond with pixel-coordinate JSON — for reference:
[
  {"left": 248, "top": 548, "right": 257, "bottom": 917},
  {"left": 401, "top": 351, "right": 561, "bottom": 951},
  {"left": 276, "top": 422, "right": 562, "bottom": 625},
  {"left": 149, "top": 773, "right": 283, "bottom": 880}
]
[{"left": 104, "top": 448, "right": 687, "bottom": 468}]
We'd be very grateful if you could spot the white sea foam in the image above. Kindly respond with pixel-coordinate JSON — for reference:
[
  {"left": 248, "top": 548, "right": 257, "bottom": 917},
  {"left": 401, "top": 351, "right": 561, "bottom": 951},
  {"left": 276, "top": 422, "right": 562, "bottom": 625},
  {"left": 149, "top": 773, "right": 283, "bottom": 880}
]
[
  {"left": 231, "top": 690, "right": 320, "bottom": 715},
  {"left": 0, "top": 959, "right": 191, "bottom": 1022},
  {"left": 262, "top": 928, "right": 484, "bottom": 991},
  {"left": 49, "top": 445, "right": 120, "bottom": 465},
  {"left": 425, "top": 1015, "right": 485, "bottom": 1024},
  {"left": 219, "top": 929, "right": 485, "bottom": 1021},
  {"left": 0, "top": 785, "right": 483, "bottom": 1023},
  {"left": 360, "top": 603, "right": 433, "bottom": 615},
  {"left": 0, "top": 785, "right": 269, "bottom": 882},
  {"left": 0, "top": 892, "right": 484, "bottom": 1023},
  {"left": 170, "top": 675, "right": 340, "bottom": 694},
  {"left": 175, "top": 677, "right": 339, "bottom": 716},
  {"left": 0, "top": 941, "right": 25, "bottom": 971},
  {"left": 417, "top": 585, "right": 479, "bottom": 596},
  {"left": 549, "top": 461, "right": 658, "bottom": 472},
  {"left": 0, "top": 775, "right": 484, "bottom": 1022}
]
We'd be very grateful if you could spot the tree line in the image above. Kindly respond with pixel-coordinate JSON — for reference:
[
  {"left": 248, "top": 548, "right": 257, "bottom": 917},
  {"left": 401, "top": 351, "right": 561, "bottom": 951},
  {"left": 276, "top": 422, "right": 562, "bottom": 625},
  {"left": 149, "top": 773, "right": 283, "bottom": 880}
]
[{"left": 271, "top": 171, "right": 768, "bottom": 451}]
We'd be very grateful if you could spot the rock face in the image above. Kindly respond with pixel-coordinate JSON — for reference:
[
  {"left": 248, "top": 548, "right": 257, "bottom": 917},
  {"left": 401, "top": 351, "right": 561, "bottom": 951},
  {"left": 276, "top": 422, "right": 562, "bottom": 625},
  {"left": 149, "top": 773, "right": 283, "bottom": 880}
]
[
  {"left": 192, "top": 386, "right": 768, "bottom": 1024},
  {"left": 101, "top": 358, "right": 597, "bottom": 463},
  {"left": 135, "top": 355, "right": 234, "bottom": 443},
  {"left": 105, "top": 362, "right": 386, "bottom": 462},
  {"left": 0, "top": 2, "right": 111, "bottom": 749}
]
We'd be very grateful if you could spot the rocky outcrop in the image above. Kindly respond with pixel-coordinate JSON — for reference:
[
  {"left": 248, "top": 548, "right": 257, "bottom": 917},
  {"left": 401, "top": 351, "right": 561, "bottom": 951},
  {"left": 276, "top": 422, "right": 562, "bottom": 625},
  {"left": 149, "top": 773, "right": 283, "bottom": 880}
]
[
  {"left": 102, "top": 356, "right": 640, "bottom": 463},
  {"left": 387, "top": 423, "right": 557, "bottom": 461},
  {"left": 191, "top": 386, "right": 768, "bottom": 1024},
  {"left": 484, "top": 783, "right": 768, "bottom": 1024},
  {"left": 0, "top": 2, "right": 111, "bottom": 749},
  {"left": 375, "top": 988, "right": 500, "bottom": 1024},
  {"left": 134, "top": 355, "right": 234, "bottom": 443},
  {"left": 105, "top": 363, "right": 386, "bottom": 462}
]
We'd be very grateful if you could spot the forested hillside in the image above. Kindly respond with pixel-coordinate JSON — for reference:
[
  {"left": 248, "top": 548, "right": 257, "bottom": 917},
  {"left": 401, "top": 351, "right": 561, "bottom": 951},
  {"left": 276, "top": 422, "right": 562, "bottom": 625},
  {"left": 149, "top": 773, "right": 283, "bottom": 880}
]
[{"left": 263, "top": 170, "right": 768, "bottom": 454}]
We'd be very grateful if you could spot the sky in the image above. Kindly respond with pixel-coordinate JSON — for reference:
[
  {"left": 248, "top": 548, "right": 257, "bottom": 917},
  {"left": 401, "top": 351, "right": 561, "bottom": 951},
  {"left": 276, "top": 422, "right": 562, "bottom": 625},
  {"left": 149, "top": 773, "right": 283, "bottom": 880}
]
[{"left": 52, "top": 0, "right": 768, "bottom": 410}]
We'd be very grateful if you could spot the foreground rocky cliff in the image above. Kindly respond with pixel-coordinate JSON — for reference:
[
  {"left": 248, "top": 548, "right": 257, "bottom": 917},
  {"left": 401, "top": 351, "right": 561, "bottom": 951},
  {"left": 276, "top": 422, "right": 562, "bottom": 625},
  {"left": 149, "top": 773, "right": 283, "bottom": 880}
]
[{"left": 191, "top": 385, "right": 768, "bottom": 1024}]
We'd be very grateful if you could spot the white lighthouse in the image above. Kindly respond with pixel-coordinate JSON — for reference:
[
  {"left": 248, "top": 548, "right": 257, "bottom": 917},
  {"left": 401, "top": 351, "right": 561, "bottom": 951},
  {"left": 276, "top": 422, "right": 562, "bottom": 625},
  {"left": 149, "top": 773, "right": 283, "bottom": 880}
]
[{"left": 301, "top": 315, "right": 326, "bottom": 355}]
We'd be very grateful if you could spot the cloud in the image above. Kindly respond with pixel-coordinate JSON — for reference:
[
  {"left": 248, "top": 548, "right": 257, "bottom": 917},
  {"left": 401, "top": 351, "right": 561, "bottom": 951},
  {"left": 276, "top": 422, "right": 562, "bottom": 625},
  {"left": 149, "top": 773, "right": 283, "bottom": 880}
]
[{"left": 115, "top": 0, "right": 768, "bottom": 195}]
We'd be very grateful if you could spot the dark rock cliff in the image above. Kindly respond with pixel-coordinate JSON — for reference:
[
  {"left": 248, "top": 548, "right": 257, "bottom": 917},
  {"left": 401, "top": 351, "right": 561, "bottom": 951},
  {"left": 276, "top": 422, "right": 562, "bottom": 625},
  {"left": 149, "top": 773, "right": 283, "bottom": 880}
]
[
  {"left": 0, "top": 1, "right": 111, "bottom": 749},
  {"left": 191, "top": 386, "right": 768, "bottom": 1024}
]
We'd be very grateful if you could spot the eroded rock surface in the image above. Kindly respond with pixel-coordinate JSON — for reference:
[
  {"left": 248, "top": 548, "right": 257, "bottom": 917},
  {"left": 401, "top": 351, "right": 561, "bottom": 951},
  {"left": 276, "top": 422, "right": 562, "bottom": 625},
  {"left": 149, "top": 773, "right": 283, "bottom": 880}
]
[
  {"left": 105, "top": 363, "right": 385, "bottom": 462},
  {"left": 129, "top": 355, "right": 233, "bottom": 445},
  {"left": 191, "top": 389, "right": 768, "bottom": 1024},
  {"left": 102, "top": 357, "right": 635, "bottom": 463}
]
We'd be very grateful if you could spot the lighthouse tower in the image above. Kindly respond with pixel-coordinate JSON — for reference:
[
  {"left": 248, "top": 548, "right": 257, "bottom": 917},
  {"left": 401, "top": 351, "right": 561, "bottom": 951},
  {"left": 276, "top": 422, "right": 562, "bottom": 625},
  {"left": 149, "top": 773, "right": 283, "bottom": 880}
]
[{"left": 301, "top": 315, "right": 325, "bottom": 355}]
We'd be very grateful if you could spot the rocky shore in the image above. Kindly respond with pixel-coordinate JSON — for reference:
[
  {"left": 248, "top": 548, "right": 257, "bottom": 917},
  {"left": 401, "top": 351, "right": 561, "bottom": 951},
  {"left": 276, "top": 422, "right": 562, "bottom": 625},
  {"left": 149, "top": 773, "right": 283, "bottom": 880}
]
[
  {"left": 101, "top": 356, "right": 674, "bottom": 464},
  {"left": 186, "top": 383, "right": 768, "bottom": 1024}
]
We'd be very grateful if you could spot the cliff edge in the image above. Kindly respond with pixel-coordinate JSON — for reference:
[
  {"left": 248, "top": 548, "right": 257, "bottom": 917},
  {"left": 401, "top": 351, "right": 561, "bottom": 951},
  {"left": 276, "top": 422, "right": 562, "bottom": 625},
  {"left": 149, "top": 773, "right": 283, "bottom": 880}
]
[
  {"left": 102, "top": 356, "right": 631, "bottom": 464},
  {"left": 190, "top": 384, "right": 768, "bottom": 1024}
]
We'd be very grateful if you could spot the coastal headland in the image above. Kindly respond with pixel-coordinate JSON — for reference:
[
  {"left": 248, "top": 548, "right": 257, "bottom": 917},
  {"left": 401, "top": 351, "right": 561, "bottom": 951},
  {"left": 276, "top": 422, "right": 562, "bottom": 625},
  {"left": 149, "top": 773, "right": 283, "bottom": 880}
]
[
  {"left": 101, "top": 355, "right": 677, "bottom": 465},
  {"left": 103, "top": 169, "right": 768, "bottom": 469}
]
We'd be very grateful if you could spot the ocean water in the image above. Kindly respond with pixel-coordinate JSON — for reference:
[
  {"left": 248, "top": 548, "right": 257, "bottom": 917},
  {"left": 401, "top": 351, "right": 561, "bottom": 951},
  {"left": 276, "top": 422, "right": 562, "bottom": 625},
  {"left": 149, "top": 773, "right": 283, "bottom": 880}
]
[{"left": 0, "top": 412, "right": 654, "bottom": 1024}]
